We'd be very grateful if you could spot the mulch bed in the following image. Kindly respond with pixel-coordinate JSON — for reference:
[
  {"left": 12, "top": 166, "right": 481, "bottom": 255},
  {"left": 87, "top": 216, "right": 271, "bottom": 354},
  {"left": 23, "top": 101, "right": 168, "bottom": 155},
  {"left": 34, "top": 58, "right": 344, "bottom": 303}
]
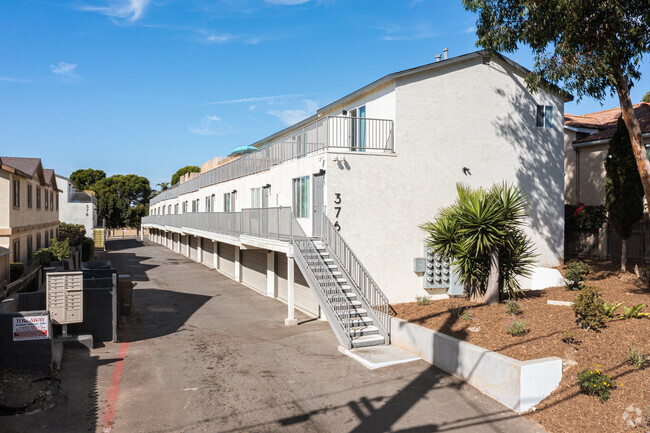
[{"left": 392, "top": 260, "right": 650, "bottom": 433}]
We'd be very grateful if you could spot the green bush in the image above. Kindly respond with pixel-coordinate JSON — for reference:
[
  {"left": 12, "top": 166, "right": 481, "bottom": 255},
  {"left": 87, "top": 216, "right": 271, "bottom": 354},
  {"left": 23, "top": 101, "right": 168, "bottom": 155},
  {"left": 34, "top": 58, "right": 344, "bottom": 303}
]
[
  {"left": 10, "top": 262, "right": 24, "bottom": 282},
  {"left": 628, "top": 340, "right": 650, "bottom": 369},
  {"left": 505, "top": 300, "right": 523, "bottom": 316},
  {"left": 565, "top": 204, "right": 607, "bottom": 232},
  {"left": 561, "top": 330, "right": 581, "bottom": 347},
  {"left": 573, "top": 287, "right": 607, "bottom": 330},
  {"left": 447, "top": 303, "right": 467, "bottom": 319},
  {"left": 506, "top": 318, "right": 530, "bottom": 336},
  {"left": 82, "top": 237, "right": 95, "bottom": 262},
  {"left": 58, "top": 223, "right": 86, "bottom": 246},
  {"left": 602, "top": 301, "right": 624, "bottom": 319},
  {"left": 33, "top": 248, "right": 54, "bottom": 266},
  {"left": 565, "top": 261, "right": 591, "bottom": 291},
  {"left": 577, "top": 366, "right": 615, "bottom": 402},
  {"left": 620, "top": 304, "right": 649, "bottom": 320},
  {"left": 49, "top": 238, "right": 71, "bottom": 261}
]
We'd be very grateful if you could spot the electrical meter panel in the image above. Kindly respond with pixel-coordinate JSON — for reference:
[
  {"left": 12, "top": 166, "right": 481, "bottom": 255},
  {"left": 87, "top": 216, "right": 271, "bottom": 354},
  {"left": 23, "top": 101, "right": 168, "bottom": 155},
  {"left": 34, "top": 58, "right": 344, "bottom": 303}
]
[{"left": 422, "top": 248, "right": 465, "bottom": 296}]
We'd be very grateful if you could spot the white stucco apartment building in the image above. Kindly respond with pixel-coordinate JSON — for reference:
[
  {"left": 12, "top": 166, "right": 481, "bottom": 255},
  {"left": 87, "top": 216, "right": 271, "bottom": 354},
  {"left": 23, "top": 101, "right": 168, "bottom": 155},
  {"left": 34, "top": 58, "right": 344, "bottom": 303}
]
[
  {"left": 142, "top": 51, "right": 569, "bottom": 349},
  {"left": 56, "top": 174, "right": 98, "bottom": 235}
]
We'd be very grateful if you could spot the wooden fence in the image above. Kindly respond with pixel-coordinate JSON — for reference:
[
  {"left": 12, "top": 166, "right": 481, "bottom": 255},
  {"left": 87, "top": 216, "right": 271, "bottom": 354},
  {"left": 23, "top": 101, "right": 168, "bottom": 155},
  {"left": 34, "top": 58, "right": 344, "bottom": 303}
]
[{"left": 565, "top": 221, "right": 650, "bottom": 263}]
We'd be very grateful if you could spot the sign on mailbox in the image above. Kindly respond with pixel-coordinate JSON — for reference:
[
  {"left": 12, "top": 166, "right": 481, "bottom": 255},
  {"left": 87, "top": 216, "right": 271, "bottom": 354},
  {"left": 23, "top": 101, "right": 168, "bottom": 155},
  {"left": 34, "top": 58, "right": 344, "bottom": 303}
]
[{"left": 47, "top": 272, "right": 84, "bottom": 325}]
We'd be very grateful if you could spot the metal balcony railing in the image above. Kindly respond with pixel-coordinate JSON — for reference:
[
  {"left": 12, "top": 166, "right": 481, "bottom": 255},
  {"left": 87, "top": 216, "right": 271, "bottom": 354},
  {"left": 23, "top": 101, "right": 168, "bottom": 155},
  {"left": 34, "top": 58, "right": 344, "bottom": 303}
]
[{"left": 150, "top": 115, "right": 394, "bottom": 205}]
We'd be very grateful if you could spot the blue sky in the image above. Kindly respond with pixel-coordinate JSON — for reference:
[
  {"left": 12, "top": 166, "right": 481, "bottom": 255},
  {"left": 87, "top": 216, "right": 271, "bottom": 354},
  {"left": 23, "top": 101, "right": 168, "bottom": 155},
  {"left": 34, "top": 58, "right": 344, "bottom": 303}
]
[{"left": 1, "top": 0, "right": 649, "bottom": 187}]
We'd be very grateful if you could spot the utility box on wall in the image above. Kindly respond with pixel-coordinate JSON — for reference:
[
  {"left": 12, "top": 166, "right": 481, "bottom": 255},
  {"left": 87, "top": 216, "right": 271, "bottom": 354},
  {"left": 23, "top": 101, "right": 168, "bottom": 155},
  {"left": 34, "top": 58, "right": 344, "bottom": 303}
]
[
  {"left": 46, "top": 272, "right": 84, "bottom": 325},
  {"left": 414, "top": 248, "right": 465, "bottom": 296}
]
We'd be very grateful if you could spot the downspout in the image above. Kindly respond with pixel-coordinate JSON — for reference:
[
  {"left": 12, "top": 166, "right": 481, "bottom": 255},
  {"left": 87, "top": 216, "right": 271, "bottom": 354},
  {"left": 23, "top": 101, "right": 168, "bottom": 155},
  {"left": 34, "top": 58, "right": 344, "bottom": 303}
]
[{"left": 575, "top": 147, "right": 580, "bottom": 204}]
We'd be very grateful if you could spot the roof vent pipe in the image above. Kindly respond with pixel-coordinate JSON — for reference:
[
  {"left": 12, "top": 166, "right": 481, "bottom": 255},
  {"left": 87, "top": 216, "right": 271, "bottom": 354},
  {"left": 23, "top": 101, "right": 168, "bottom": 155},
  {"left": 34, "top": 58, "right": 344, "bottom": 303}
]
[
  {"left": 443, "top": 48, "right": 448, "bottom": 60},
  {"left": 435, "top": 54, "right": 442, "bottom": 62}
]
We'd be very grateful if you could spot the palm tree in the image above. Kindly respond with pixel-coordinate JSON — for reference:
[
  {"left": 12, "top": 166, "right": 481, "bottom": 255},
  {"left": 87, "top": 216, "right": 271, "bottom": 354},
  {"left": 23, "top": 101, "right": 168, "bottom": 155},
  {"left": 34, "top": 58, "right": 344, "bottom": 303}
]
[
  {"left": 157, "top": 182, "right": 169, "bottom": 192},
  {"left": 421, "top": 183, "right": 536, "bottom": 304}
]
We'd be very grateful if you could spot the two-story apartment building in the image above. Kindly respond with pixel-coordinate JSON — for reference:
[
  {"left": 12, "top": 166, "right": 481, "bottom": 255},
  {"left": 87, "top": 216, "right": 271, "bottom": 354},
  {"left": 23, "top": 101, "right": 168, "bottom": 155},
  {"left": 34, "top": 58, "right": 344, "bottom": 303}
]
[
  {"left": 142, "top": 50, "right": 569, "bottom": 349},
  {"left": 0, "top": 157, "right": 60, "bottom": 265},
  {"left": 56, "top": 174, "right": 98, "bottom": 235}
]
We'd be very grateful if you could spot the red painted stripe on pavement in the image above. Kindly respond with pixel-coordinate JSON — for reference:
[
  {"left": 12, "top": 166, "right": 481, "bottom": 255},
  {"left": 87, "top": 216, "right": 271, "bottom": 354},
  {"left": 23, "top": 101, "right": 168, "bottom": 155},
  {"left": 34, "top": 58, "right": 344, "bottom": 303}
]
[{"left": 101, "top": 342, "right": 130, "bottom": 433}]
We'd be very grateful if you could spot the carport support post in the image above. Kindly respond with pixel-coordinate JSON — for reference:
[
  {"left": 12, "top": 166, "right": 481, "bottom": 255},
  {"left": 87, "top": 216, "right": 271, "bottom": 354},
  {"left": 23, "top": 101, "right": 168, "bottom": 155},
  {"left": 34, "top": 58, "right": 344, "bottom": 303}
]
[
  {"left": 140, "top": 228, "right": 143, "bottom": 241},
  {"left": 285, "top": 251, "right": 298, "bottom": 326},
  {"left": 197, "top": 237, "right": 203, "bottom": 263},
  {"left": 266, "top": 250, "right": 275, "bottom": 298},
  {"left": 212, "top": 241, "right": 218, "bottom": 270},
  {"left": 185, "top": 236, "right": 190, "bottom": 257},
  {"left": 234, "top": 246, "right": 241, "bottom": 282}
]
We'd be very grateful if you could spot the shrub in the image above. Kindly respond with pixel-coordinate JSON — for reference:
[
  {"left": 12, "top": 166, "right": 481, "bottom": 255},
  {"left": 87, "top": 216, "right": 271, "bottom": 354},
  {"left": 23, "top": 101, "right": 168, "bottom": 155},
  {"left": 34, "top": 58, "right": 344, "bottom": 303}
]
[
  {"left": 461, "top": 308, "right": 475, "bottom": 321},
  {"left": 620, "top": 304, "right": 649, "bottom": 320},
  {"left": 447, "top": 303, "right": 467, "bottom": 319},
  {"left": 628, "top": 341, "right": 650, "bottom": 369},
  {"left": 58, "top": 223, "right": 86, "bottom": 245},
  {"left": 565, "top": 204, "right": 607, "bottom": 232},
  {"left": 49, "top": 238, "right": 71, "bottom": 261},
  {"left": 82, "top": 237, "right": 95, "bottom": 262},
  {"left": 9, "top": 262, "right": 24, "bottom": 282},
  {"left": 505, "top": 300, "right": 523, "bottom": 316},
  {"left": 33, "top": 248, "right": 54, "bottom": 266},
  {"left": 565, "top": 261, "right": 591, "bottom": 291},
  {"left": 506, "top": 318, "right": 530, "bottom": 336},
  {"left": 602, "top": 301, "right": 624, "bottom": 319},
  {"left": 561, "top": 330, "right": 581, "bottom": 347},
  {"left": 577, "top": 366, "right": 615, "bottom": 402},
  {"left": 573, "top": 287, "right": 607, "bottom": 330}
]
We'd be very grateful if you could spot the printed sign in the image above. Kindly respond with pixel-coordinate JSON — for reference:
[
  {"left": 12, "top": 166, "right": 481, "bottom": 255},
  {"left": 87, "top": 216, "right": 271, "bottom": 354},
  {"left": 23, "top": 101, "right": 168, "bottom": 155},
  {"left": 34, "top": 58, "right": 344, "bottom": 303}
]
[{"left": 12, "top": 315, "right": 50, "bottom": 341}]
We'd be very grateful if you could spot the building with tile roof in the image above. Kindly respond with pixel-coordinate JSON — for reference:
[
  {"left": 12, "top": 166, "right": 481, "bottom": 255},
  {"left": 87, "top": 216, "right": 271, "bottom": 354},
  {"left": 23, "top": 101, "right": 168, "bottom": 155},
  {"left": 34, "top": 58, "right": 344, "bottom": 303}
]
[
  {"left": 0, "top": 157, "right": 60, "bottom": 266},
  {"left": 564, "top": 103, "right": 650, "bottom": 205}
]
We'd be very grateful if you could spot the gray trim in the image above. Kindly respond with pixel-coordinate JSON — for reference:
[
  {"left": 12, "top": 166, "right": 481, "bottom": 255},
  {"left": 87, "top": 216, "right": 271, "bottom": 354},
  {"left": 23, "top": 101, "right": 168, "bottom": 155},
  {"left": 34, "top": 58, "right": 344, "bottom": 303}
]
[{"left": 572, "top": 132, "right": 650, "bottom": 148}]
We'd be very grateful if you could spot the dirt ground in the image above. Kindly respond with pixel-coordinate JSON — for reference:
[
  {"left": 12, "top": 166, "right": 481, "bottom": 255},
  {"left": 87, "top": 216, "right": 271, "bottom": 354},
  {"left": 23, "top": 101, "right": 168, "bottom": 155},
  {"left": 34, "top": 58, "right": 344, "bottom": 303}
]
[{"left": 392, "top": 260, "right": 650, "bottom": 433}]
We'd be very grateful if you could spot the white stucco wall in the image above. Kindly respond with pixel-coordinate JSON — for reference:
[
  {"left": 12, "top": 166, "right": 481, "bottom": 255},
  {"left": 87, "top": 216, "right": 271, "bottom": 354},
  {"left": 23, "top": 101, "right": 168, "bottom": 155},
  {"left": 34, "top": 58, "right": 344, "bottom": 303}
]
[
  {"left": 57, "top": 176, "right": 97, "bottom": 235},
  {"left": 326, "top": 55, "right": 565, "bottom": 303}
]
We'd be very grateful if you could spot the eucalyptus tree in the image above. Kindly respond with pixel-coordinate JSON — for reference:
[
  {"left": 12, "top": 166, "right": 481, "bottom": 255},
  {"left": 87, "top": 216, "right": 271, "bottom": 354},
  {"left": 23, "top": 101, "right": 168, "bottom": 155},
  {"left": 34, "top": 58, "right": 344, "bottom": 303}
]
[{"left": 463, "top": 0, "right": 650, "bottom": 204}]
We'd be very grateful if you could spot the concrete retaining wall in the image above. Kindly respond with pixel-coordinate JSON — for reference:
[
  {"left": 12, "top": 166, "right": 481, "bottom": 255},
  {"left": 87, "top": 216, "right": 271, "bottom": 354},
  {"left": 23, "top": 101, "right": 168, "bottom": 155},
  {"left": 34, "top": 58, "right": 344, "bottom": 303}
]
[{"left": 390, "top": 317, "right": 562, "bottom": 413}]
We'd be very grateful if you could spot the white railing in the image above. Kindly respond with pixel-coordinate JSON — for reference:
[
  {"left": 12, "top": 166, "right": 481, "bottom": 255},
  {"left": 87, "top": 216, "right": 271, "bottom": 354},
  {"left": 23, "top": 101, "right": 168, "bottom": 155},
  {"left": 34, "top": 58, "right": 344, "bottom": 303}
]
[{"left": 151, "top": 116, "right": 393, "bottom": 205}]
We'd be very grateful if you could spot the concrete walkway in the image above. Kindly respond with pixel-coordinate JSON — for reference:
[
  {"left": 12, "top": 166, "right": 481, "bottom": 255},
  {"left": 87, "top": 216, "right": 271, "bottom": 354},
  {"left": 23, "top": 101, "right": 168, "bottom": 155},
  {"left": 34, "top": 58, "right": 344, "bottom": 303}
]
[{"left": 3, "top": 239, "right": 546, "bottom": 433}]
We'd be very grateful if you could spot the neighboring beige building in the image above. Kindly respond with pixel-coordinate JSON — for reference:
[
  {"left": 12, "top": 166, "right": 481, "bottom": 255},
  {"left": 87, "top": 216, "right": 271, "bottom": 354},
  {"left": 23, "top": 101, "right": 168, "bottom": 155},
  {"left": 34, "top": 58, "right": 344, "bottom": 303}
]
[
  {"left": 564, "top": 103, "right": 650, "bottom": 205},
  {"left": 0, "top": 246, "right": 9, "bottom": 284},
  {"left": 0, "top": 157, "right": 60, "bottom": 265}
]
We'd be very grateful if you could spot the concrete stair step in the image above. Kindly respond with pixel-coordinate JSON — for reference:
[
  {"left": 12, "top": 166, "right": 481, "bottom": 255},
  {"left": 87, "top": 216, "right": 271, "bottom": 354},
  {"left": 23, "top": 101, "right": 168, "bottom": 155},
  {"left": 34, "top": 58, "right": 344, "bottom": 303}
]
[
  {"left": 348, "top": 317, "right": 374, "bottom": 327},
  {"left": 328, "top": 300, "right": 362, "bottom": 308},
  {"left": 350, "top": 325, "right": 379, "bottom": 336},
  {"left": 351, "top": 334, "right": 385, "bottom": 348}
]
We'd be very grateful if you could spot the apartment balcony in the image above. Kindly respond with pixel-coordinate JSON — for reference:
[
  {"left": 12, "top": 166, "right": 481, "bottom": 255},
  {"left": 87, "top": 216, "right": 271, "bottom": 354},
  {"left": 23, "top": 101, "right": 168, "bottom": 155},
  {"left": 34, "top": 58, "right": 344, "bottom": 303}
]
[
  {"left": 151, "top": 116, "right": 394, "bottom": 205},
  {"left": 142, "top": 207, "right": 299, "bottom": 247}
]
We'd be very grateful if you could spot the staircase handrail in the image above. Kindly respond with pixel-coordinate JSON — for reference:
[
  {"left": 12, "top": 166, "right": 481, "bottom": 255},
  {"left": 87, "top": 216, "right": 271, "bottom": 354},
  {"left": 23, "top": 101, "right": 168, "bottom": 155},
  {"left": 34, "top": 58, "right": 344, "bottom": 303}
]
[
  {"left": 289, "top": 214, "right": 354, "bottom": 348},
  {"left": 321, "top": 215, "right": 391, "bottom": 338}
]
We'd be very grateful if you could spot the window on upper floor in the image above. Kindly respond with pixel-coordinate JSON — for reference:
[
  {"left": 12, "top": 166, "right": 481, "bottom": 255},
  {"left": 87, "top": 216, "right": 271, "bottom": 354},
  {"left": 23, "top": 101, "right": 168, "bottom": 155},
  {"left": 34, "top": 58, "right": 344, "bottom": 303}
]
[
  {"left": 536, "top": 105, "right": 553, "bottom": 128},
  {"left": 45, "top": 190, "right": 49, "bottom": 210},
  {"left": 27, "top": 185, "right": 32, "bottom": 208},
  {"left": 224, "top": 193, "right": 231, "bottom": 212},
  {"left": 36, "top": 188, "right": 41, "bottom": 209},
  {"left": 50, "top": 190, "right": 54, "bottom": 211},
  {"left": 12, "top": 180, "right": 20, "bottom": 208},
  {"left": 250, "top": 187, "right": 261, "bottom": 208},
  {"left": 13, "top": 240, "right": 20, "bottom": 262},
  {"left": 205, "top": 196, "right": 211, "bottom": 213},
  {"left": 192, "top": 200, "right": 197, "bottom": 212},
  {"left": 292, "top": 176, "right": 310, "bottom": 218}
]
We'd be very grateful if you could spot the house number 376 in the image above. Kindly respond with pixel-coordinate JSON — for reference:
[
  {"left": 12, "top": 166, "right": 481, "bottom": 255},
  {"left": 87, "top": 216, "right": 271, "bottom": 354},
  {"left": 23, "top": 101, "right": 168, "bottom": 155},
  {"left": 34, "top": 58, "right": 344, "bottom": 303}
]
[{"left": 334, "top": 193, "right": 341, "bottom": 231}]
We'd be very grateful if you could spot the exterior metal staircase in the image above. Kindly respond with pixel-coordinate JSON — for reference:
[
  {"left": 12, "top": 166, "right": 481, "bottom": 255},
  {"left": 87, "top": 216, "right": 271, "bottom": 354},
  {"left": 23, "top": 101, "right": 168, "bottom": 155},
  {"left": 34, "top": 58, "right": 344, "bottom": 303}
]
[{"left": 290, "top": 214, "right": 390, "bottom": 349}]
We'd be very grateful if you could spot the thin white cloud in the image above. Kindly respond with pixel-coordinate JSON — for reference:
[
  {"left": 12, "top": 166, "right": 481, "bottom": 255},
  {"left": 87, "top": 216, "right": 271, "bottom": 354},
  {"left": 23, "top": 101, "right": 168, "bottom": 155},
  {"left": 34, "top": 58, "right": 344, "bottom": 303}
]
[
  {"left": 78, "top": 0, "right": 150, "bottom": 22},
  {"left": 188, "top": 115, "right": 234, "bottom": 135},
  {"left": 199, "top": 93, "right": 309, "bottom": 106},
  {"left": 267, "top": 99, "right": 318, "bottom": 126},
  {"left": 464, "top": 25, "right": 476, "bottom": 34},
  {"left": 264, "top": 0, "right": 311, "bottom": 4},
  {"left": 204, "top": 33, "right": 237, "bottom": 43},
  {"left": 0, "top": 76, "right": 30, "bottom": 83},
  {"left": 50, "top": 62, "right": 78, "bottom": 77},
  {"left": 377, "top": 22, "right": 437, "bottom": 41}
]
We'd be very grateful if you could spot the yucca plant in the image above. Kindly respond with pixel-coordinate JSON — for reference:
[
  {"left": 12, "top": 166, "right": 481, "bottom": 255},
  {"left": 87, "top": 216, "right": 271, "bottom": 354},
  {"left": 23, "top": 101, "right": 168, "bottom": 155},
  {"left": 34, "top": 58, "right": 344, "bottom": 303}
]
[{"left": 421, "top": 183, "right": 536, "bottom": 304}]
